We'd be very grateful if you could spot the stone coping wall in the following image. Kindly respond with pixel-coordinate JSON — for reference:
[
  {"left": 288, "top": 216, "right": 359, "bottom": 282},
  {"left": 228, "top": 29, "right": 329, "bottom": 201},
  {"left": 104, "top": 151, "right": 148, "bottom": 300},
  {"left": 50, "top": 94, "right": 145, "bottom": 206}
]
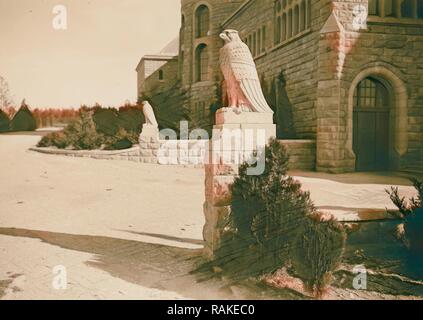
[
  {"left": 29, "top": 146, "right": 142, "bottom": 162},
  {"left": 281, "top": 140, "right": 316, "bottom": 171},
  {"left": 30, "top": 139, "right": 316, "bottom": 170}
]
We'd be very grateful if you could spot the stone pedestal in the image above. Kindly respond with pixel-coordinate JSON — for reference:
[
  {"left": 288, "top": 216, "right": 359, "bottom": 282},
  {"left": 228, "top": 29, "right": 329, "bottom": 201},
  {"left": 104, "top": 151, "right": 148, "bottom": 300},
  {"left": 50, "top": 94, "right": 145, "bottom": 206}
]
[
  {"left": 139, "top": 124, "right": 160, "bottom": 164},
  {"left": 140, "top": 124, "right": 159, "bottom": 141},
  {"left": 203, "top": 108, "right": 276, "bottom": 260}
]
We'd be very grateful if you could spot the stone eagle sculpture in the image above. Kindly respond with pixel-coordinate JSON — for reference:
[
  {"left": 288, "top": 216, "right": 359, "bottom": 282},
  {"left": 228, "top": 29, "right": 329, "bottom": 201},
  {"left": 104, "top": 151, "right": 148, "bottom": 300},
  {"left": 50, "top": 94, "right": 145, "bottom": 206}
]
[
  {"left": 142, "top": 101, "right": 158, "bottom": 127},
  {"left": 219, "top": 29, "right": 273, "bottom": 114}
]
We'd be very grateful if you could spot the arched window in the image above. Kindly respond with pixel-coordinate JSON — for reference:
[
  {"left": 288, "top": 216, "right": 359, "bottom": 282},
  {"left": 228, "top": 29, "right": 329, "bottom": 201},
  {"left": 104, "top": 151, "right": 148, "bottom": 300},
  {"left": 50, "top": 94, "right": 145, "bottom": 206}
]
[
  {"left": 195, "top": 44, "right": 208, "bottom": 82},
  {"left": 306, "top": 0, "right": 311, "bottom": 28},
  {"left": 372, "top": 0, "right": 422, "bottom": 19},
  {"left": 158, "top": 70, "right": 164, "bottom": 81},
  {"left": 293, "top": 5, "right": 299, "bottom": 35},
  {"left": 195, "top": 5, "right": 210, "bottom": 38},
  {"left": 353, "top": 78, "right": 389, "bottom": 109},
  {"left": 368, "top": 0, "right": 379, "bottom": 15},
  {"left": 274, "top": 0, "right": 309, "bottom": 44},
  {"left": 275, "top": 16, "right": 281, "bottom": 44},
  {"left": 248, "top": 34, "right": 252, "bottom": 51},
  {"left": 401, "top": 0, "right": 414, "bottom": 18},
  {"left": 282, "top": 13, "right": 287, "bottom": 41},
  {"left": 179, "top": 51, "right": 185, "bottom": 81},
  {"left": 287, "top": 9, "right": 292, "bottom": 38},
  {"left": 353, "top": 77, "right": 390, "bottom": 171},
  {"left": 252, "top": 32, "right": 257, "bottom": 56},
  {"left": 257, "top": 29, "right": 262, "bottom": 55},
  {"left": 300, "top": 1, "right": 306, "bottom": 31},
  {"left": 180, "top": 15, "right": 185, "bottom": 44},
  {"left": 385, "top": 0, "right": 399, "bottom": 17}
]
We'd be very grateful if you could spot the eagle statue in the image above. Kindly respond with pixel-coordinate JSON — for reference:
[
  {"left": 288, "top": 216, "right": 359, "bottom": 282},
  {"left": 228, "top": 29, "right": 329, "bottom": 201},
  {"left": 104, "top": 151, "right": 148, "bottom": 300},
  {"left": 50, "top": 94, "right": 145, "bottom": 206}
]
[
  {"left": 219, "top": 29, "right": 273, "bottom": 114},
  {"left": 142, "top": 101, "right": 158, "bottom": 127}
]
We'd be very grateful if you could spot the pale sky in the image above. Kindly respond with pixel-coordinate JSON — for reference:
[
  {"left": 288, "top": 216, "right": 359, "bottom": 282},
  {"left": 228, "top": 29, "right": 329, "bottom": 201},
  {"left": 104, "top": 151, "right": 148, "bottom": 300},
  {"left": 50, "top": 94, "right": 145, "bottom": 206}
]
[{"left": 0, "top": 0, "right": 181, "bottom": 108}]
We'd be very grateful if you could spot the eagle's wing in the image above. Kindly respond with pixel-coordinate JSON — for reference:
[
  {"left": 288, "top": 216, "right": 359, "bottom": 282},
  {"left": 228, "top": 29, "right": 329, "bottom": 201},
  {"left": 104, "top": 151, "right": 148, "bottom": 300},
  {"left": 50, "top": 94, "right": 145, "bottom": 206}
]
[
  {"left": 230, "top": 43, "right": 273, "bottom": 113},
  {"left": 143, "top": 103, "right": 158, "bottom": 127},
  {"left": 219, "top": 46, "right": 233, "bottom": 82}
]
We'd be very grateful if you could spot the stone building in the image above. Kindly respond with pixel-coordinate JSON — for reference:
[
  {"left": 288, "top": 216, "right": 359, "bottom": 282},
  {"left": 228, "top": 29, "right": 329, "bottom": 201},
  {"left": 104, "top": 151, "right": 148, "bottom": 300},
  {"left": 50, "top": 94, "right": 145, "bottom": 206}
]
[{"left": 136, "top": 0, "right": 423, "bottom": 173}]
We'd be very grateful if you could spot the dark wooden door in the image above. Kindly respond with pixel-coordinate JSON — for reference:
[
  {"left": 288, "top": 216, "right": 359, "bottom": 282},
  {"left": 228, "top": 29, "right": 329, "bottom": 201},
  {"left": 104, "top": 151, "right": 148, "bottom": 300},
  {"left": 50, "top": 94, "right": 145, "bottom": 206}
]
[{"left": 353, "top": 78, "right": 390, "bottom": 171}]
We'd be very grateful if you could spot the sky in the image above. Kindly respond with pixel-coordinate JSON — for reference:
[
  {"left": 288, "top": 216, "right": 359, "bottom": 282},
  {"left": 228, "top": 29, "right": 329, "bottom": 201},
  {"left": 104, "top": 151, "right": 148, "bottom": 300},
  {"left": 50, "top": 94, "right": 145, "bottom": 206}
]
[{"left": 0, "top": 0, "right": 181, "bottom": 108}]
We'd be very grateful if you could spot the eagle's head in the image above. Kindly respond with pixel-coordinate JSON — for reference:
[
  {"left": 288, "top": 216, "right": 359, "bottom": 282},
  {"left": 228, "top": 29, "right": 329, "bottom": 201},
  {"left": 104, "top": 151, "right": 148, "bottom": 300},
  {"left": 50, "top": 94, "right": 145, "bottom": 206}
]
[{"left": 219, "top": 29, "right": 241, "bottom": 44}]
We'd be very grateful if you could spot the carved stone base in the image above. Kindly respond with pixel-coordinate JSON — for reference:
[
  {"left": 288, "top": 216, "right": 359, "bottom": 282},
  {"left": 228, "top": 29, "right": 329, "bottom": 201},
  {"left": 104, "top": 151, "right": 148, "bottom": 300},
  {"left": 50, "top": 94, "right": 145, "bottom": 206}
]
[
  {"left": 215, "top": 108, "right": 274, "bottom": 125},
  {"left": 203, "top": 108, "right": 276, "bottom": 260},
  {"left": 139, "top": 124, "right": 159, "bottom": 143},
  {"left": 213, "top": 109, "right": 276, "bottom": 145}
]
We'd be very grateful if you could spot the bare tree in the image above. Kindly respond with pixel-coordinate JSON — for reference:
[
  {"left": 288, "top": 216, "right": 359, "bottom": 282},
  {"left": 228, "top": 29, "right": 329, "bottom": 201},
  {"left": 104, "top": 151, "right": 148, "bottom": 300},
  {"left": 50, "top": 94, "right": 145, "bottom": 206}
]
[{"left": 0, "top": 76, "right": 15, "bottom": 110}]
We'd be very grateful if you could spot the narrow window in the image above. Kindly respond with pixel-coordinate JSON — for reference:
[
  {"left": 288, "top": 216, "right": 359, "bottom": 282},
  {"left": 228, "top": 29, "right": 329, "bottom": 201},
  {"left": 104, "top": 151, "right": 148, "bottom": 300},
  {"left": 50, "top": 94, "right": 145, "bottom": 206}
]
[
  {"left": 253, "top": 32, "right": 257, "bottom": 56},
  {"left": 401, "top": 0, "right": 414, "bottom": 18},
  {"left": 368, "top": 0, "right": 379, "bottom": 16},
  {"left": 306, "top": 0, "right": 311, "bottom": 28},
  {"left": 418, "top": 0, "right": 423, "bottom": 18},
  {"left": 276, "top": 16, "right": 281, "bottom": 44},
  {"left": 262, "top": 26, "right": 266, "bottom": 52},
  {"left": 195, "top": 44, "right": 208, "bottom": 82},
  {"left": 385, "top": 0, "right": 399, "bottom": 17},
  {"left": 293, "top": 5, "right": 299, "bottom": 35},
  {"left": 287, "top": 9, "right": 292, "bottom": 38},
  {"left": 257, "top": 29, "right": 262, "bottom": 55},
  {"left": 300, "top": 0, "right": 306, "bottom": 31},
  {"left": 195, "top": 5, "right": 210, "bottom": 38}
]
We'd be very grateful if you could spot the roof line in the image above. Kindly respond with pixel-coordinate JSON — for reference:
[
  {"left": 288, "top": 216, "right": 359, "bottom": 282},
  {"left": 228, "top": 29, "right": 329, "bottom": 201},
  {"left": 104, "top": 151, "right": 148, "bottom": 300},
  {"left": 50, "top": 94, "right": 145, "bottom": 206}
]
[
  {"left": 135, "top": 54, "right": 178, "bottom": 71},
  {"left": 221, "top": 0, "right": 255, "bottom": 28}
]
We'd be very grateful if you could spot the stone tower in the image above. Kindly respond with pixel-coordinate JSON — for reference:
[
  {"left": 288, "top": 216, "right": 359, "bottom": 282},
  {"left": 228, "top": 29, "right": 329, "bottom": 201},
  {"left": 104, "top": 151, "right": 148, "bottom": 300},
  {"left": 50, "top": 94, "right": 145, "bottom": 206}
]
[{"left": 179, "top": 0, "right": 245, "bottom": 131}]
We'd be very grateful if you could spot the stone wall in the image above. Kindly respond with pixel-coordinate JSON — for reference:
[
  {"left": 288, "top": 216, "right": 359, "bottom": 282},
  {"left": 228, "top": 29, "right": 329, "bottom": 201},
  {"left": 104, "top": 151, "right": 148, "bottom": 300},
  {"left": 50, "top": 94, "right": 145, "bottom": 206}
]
[
  {"left": 316, "top": 0, "right": 423, "bottom": 172},
  {"left": 31, "top": 139, "right": 316, "bottom": 170},
  {"left": 281, "top": 140, "right": 316, "bottom": 170},
  {"left": 30, "top": 146, "right": 142, "bottom": 162},
  {"left": 180, "top": 0, "right": 246, "bottom": 130},
  {"left": 140, "top": 57, "right": 179, "bottom": 97},
  {"left": 137, "top": 0, "right": 423, "bottom": 173},
  {"left": 223, "top": 0, "right": 323, "bottom": 140}
]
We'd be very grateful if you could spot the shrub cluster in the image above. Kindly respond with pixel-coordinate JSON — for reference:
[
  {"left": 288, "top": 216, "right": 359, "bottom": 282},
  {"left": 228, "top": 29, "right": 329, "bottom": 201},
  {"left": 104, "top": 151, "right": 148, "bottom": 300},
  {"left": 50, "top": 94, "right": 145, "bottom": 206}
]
[
  {"left": 0, "top": 109, "right": 10, "bottom": 132},
  {"left": 386, "top": 178, "right": 422, "bottom": 216},
  {"left": 1, "top": 100, "right": 37, "bottom": 133},
  {"left": 214, "top": 139, "right": 346, "bottom": 297},
  {"left": 37, "top": 104, "right": 143, "bottom": 150},
  {"left": 387, "top": 178, "right": 423, "bottom": 267}
]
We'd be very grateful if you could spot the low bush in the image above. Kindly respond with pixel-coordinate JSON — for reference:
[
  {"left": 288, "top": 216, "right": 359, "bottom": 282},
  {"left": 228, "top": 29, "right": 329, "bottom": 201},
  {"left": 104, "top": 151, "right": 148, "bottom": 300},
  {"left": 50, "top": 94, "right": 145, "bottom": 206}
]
[
  {"left": 102, "top": 128, "right": 139, "bottom": 150},
  {"left": 10, "top": 100, "right": 37, "bottom": 132},
  {"left": 292, "top": 214, "right": 346, "bottom": 297},
  {"left": 92, "top": 107, "right": 119, "bottom": 136},
  {"left": 0, "top": 109, "right": 10, "bottom": 132},
  {"left": 213, "top": 139, "right": 346, "bottom": 297},
  {"left": 386, "top": 178, "right": 422, "bottom": 216},
  {"left": 37, "top": 104, "right": 143, "bottom": 150},
  {"left": 387, "top": 179, "right": 423, "bottom": 266},
  {"left": 118, "top": 105, "right": 144, "bottom": 133}
]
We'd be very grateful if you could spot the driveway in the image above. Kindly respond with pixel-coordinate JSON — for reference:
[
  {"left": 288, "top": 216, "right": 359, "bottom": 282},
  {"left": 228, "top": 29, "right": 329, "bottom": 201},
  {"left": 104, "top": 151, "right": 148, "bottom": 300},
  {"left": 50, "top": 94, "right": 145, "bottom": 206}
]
[{"left": 0, "top": 134, "right": 418, "bottom": 299}]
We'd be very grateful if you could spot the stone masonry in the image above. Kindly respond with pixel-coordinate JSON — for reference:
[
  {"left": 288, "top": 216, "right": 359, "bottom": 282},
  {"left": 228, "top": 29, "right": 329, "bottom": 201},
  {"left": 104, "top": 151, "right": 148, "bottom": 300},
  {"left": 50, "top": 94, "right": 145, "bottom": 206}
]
[{"left": 138, "top": 0, "right": 423, "bottom": 173}]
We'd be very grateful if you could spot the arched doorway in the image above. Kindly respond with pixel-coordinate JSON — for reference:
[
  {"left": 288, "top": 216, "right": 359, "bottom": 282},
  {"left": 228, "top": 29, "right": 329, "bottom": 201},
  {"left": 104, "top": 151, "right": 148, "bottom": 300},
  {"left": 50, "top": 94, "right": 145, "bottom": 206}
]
[{"left": 353, "top": 77, "right": 391, "bottom": 171}]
